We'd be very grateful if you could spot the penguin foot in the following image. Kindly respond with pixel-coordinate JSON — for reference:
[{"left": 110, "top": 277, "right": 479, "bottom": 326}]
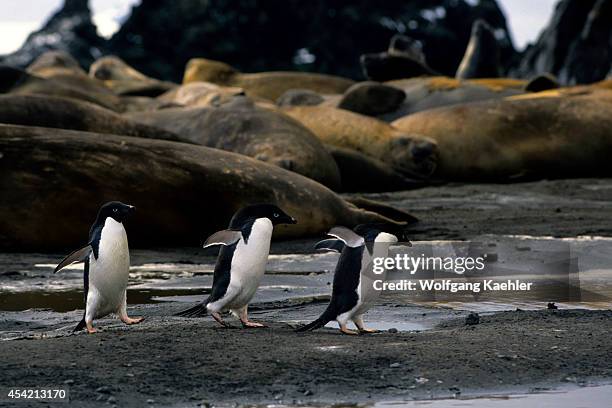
[
  {"left": 86, "top": 322, "right": 97, "bottom": 334},
  {"left": 121, "top": 316, "right": 144, "bottom": 325},
  {"left": 358, "top": 328, "right": 380, "bottom": 334},
  {"left": 241, "top": 320, "right": 267, "bottom": 328},
  {"left": 340, "top": 326, "right": 358, "bottom": 335},
  {"left": 211, "top": 312, "right": 232, "bottom": 328}
]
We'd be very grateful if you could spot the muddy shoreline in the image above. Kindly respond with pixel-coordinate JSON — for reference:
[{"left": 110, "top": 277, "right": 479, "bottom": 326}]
[{"left": 0, "top": 307, "right": 610, "bottom": 407}]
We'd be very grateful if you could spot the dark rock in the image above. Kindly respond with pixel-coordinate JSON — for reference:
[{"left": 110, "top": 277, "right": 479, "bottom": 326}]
[
  {"left": 512, "top": 0, "right": 612, "bottom": 85},
  {"left": 108, "top": 0, "right": 515, "bottom": 81},
  {"left": 456, "top": 20, "right": 502, "bottom": 79},
  {"left": 547, "top": 302, "right": 559, "bottom": 310},
  {"left": 465, "top": 312, "right": 480, "bottom": 325},
  {"left": 0, "top": 0, "right": 107, "bottom": 69}
]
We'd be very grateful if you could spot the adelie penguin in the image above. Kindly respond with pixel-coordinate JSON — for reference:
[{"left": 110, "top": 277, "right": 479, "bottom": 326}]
[
  {"left": 296, "top": 224, "right": 408, "bottom": 335},
  {"left": 176, "top": 204, "right": 296, "bottom": 327},
  {"left": 54, "top": 201, "right": 143, "bottom": 333}
]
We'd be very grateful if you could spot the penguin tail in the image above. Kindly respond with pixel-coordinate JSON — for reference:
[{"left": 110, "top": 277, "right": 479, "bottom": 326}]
[
  {"left": 175, "top": 303, "right": 208, "bottom": 318},
  {"left": 73, "top": 318, "right": 86, "bottom": 332},
  {"left": 295, "top": 308, "right": 334, "bottom": 332}
]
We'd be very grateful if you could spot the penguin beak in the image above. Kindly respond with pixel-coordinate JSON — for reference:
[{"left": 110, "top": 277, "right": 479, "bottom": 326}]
[{"left": 288, "top": 217, "right": 297, "bottom": 225}]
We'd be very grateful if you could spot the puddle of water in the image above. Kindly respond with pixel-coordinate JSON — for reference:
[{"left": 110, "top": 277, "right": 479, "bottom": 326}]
[
  {"left": 375, "top": 384, "right": 612, "bottom": 408},
  {"left": 0, "top": 288, "right": 208, "bottom": 312}
]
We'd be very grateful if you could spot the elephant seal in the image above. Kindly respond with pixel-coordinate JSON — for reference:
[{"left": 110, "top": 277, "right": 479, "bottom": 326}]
[
  {"left": 126, "top": 97, "right": 341, "bottom": 189},
  {"left": 157, "top": 81, "right": 245, "bottom": 107},
  {"left": 282, "top": 106, "right": 438, "bottom": 178},
  {"left": 326, "top": 145, "right": 425, "bottom": 192},
  {"left": 0, "top": 124, "right": 415, "bottom": 250},
  {"left": 456, "top": 20, "right": 502, "bottom": 79},
  {"left": 360, "top": 35, "right": 437, "bottom": 81},
  {"left": 336, "top": 81, "right": 406, "bottom": 116},
  {"left": 379, "top": 76, "right": 525, "bottom": 121},
  {"left": 0, "top": 94, "right": 181, "bottom": 142},
  {"left": 0, "top": 65, "right": 123, "bottom": 112},
  {"left": 89, "top": 56, "right": 177, "bottom": 97},
  {"left": 183, "top": 58, "right": 354, "bottom": 101},
  {"left": 392, "top": 88, "right": 612, "bottom": 181}
]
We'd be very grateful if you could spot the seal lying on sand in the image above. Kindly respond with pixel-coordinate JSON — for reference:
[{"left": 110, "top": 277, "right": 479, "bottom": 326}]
[
  {"left": 0, "top": 124, "right": 414, "bottom": 250},
  {"left": 89, "top": 56, "right": 176, "bottom": 97},
  {"left": 126, "top": 97, "right": 341, "bottom": 189},
  {"left": 0, "top": 94, "right": 181, "bottom": 142},
  {"left": 282, "top": 105, "right": 438, "bottom": 179},
  {"left": 379, "top": 76, "right": 526, "bottom": 121},
  {"left": 326, "top": 145, "right": 425, "bottom": 192},
  {"left": 183, "top": 58, "right": 354, "bottom": 101},
  {"left": 392, "top": 88, "right": 612, "bottom": 181}
]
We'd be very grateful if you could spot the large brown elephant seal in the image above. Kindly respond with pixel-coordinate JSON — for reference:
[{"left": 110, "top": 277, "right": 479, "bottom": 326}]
[
  {"left": 0, "top": 124, "right": 414, "bottom": 250},
  {"left": 282, "top": 106, "right": 438, "bottom": 178},
  {"left": 0, "top": 94, "right": 181, "bottom": 142},
  {"left": 183, "top": 58, "right": 354, "bottom": 101},
  {"left": 326, "top": 145, "right": 425, "bottom": 192},
  {"left": 392, "top": 88, "right": 612, "bottom": 181},
  {"left": 1, "top": 65, "right": 123, "bottom": 112},
  {"left": 379, "top": 76, "right": 526, "bottom": 121},
  {"left": 126, "top": 97, "right": 341, "bottom": 189},
  {"left": 456, "top": 20, "right": 502, "bottom": 79},
  {"left": 89, "top": 56, "right": 177, "bottom": 96}
]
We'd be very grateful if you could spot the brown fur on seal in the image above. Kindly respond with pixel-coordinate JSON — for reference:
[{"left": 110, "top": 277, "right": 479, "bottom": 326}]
[
  {"left": 282, "top": 105, "right": 438, "bottom": 179},
  {"left": 183, "top": 58, "right": 354, "bottom": 101},
  {"left": 126, "top": 97, "right": 341, "bottom": 189},
  {"left": 392, "top": 88, "right": 612, "bottom": 181}
]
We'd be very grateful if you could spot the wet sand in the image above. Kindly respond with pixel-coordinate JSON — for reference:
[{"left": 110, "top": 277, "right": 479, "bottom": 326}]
[
  {"left": 1, "top": 179, "right": 612, "bottom": 406},
  {"left": 1, "top": 306, "right": 611, "bottom": 406}
]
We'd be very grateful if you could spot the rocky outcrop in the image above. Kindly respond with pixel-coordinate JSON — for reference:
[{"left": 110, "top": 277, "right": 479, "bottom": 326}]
[
  {"left": 0, "top": 0, "right": 107, "bottom": 69},
  {"left": 109, "top": 0, "right": 514, "bottom": 81},
  {"left": 512, "top": 0, "right": 612, "bottom": 85}
]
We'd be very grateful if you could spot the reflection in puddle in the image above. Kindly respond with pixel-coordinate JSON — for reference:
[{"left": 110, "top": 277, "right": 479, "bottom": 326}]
[{"left": 374, "top": 384, "right": 612, "bottom": 408}]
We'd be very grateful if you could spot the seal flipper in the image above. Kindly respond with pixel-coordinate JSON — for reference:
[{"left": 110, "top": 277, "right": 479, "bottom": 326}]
[
  {"left": 315, "top": 238, "right": 345, "bottom": 253},
  {"left": 54, "top": 245, "right": 92, "bottom": 273},
  {"left": 202, "top": 230, "right": 242, "bottom": 249},
  {"left": 327, "top": 226, "right": 365, "bottom": 248}
]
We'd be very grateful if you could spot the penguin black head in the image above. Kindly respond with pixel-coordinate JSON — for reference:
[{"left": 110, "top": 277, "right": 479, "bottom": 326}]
[
  {"left": 354, "top": 223, "right": 411, "bottom": 245},
  {"left": 96, "top": 201, "right": 135, "bottom": 224},
  {"left": 230, "top": 204, "right": 297, "bottom": 228}
]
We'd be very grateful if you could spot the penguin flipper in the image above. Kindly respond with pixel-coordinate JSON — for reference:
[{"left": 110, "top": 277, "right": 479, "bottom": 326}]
[
  {"left": 54, "top": 245, "right": 92, "bottom": 273},
  {"left": 175, "top": 303, "right": 208, "bottom": 317},
  {"left": 327, "top": 226, "right": 365, "bottom": 248},
  {"left": 314, "top": 239, "right": 345, "bottom": 253},
  {"left": 202, "top": 230, "right": 242, "bottom": 249}
]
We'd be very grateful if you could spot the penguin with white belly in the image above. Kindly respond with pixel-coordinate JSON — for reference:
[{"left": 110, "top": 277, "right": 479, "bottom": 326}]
[
  {"left": 296, "top": 223, "right": 409, "bottom": 335},
  {"left": 54, "top": 201, "right": 143, "bottom": 333},
  {"left": 176, "top": 204, "right": 296, "bottom": 327}
]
